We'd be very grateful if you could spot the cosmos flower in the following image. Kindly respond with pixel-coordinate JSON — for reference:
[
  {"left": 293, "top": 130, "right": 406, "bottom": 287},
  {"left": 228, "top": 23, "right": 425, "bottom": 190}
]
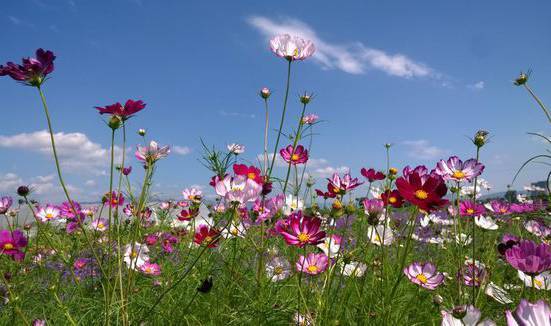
[
  {"left": 524, "top": 220, "right": 551, "bottom": 239},
  {"left": 505, "top": 299, "right": 551, "bottom": 326},
  {"left": 193, "top": 224, "right": 220, "bottom": 248},
  {"left": 315, "top": 189, "right": 336, "bottom": 200},
  {"left": 227, "top": 143, "right": 245, "bottom": 154},
  {"left": 301, "top": 113, "right": 319, "bottom": 125},
  {"left": 363, "top": 198, "right": 385, "bottom": 224},
  {"left": 104, "top": 191, "right": 124, "bottom": 208},
  {"left": 497, "top": 234, "right": 520, "bottom": 256},
  {"left": 441, "top": 305, "right": 495, "bottom": 326},
  {"left": 90, "top": 218, "right": 108, "bottom": 232},
  {"left": 214, "top": 175, "right": 262, "bottom": 204},
  {"left": 518, "top": 271, "right": 551, "bottom": 290},
  {"left": 403, "top": 261, "right": 444, "bottom": 290},
  {"left": 277, "top": 211, "right": 325, "bottom": 247},
  {"left": 367, "top": 224, "right": 395, "bottom": 246},
  {"left": 265, "top": 257, "right": 292, "bottom": 282},
  {"left": 340, "top": 261, "right": 368, "bottom": 277},
  {"left": 280, "top": 144, "right": 309, "bottom": 165},
  {"left": 283, "top": 194, "right": 304, "bottom": 215},
  {"left": 505, "top": 240, "right": 551, "bottom": 276},
  {"left": 327, "top": 172, "right": 363, "bottom": 195},
  {"left": 122, "top": 166, "right": 132, "bottom": 176},
  {"left": 435, "top": 156, "right": 485, "bottom": 182},
  {"left": 135, "top": 141, "right": 170, "bottom": 163},
  {"left": 0, "top": 229, "right": 27, "bottom": 261},
  {"left": 95, "top": 99, "right": 146, "bottom": 119},
  {"left": 0, "top": 48, "right": 55, "bottom": 87},
  {"left": 296, "top": 253, "right": 328, "bottom": 275},
  {"left": 35, "top": 205, "right": 61, "bottom": 223},
  {"left": 123, "top": 243, "right": 150, "bottom": 270},
  {"left": 182, "top": 188, "right": 202, "bottom": 203},
  {"left": 396, "top": 170, "right": 448, "bottom": 212},
  {"left": 460, "top": 201, "right": 486, "bottom": 217},
  {"left": 270, "top": 34, "right": 315, "bottom": 61},
  {"left": 460, "top": 260, "right": 487, "bottom": 287},
  {"left": 0, "top": 196, "right": 12, "bottom": 215},
  {"left": 140, "top": 262, "right": 161, "bottom": 276},
  {"left": 316, "top": 234, "right": 342, "bottom": 258},
  {"left": 475, "top": 215, "right": 498, "bottom": 230},
  {"left": 233, "top": 164, "right": 263, "bottom": 185},
  {"left": 360, "top": 168, "right": 385, "bottom": 182},
  {"left": 259, "top": 87, "right": 271, "bottom": 99},
  {"left": 484, "top": 282, "right": 513, "bottom": 305},
  {"left": 380, "top": 190, "right": 404, "bottom": 208},
  {"left": 485, "top": 200, "right": 510, "bottom": 215}
]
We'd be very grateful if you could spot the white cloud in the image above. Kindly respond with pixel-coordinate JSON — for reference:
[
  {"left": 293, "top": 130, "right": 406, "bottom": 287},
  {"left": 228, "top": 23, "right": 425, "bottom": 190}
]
[
  {"left": 310, "top": 166, "right": 350, "bottom": 178},
  {"left": 218, "top": 110, "right": 255, "bottom": 119},
  {"left": 468, "top": 81, "right": 485, "bottom": 90},
  {"left": 173, "top": 145, "right": 192, "bottom": 155},
  {"left": 402, "top": 140, "right": 449, "bottom": 160},
  {"left": 8, "top": 16, "right": 21, "bottom": 25},
  {"left": 0, "top": 130, "right": 124, "bottom": 175},
  {"left": 248, "top": 16, "right": 435, "bottom": 78},
  {"left": 0, "top": 172, "right": 81, "bottom": 200},
  {"left": 84, "top": 179, "right": 96, "bottom": 187}
]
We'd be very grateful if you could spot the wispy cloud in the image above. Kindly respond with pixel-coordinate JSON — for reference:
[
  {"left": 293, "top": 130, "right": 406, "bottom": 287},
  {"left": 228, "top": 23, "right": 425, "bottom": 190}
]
[
  {"left": 218, "top": 110, "right": 255, "bottom": 119},
  {"left": 402, "top": 140, "right": 449, "bottom": 160},
  {"left": 173, "top": 145, "right": 192, "bottom": 155},
  {"left": 248, "top": 16, "right": 436, "bottom": 79},
  {"left": 0, "top": 130, "right": 125, "bottom": 175},
  {"left": 0, "top": 172, "right": 82, "bottom": 200},
  {"left": 7, "top": 15, "right": 34, "bottom": 28},
  {"left": 467, "top": 81, "right": 485, "bottom": 90}
]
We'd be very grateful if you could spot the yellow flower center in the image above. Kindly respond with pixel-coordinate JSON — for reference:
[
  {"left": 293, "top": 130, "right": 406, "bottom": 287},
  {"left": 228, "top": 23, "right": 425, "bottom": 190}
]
[
  {"left": 293, "top": 48, "right": 299, "bottom": 57},
  {"left": 3, "top": 243, "right": 14, "bottom": 250},
  {"left": 333, "top": 186, "right": 341, "bottom": 193},
  {"left": 416, "top": 274, "right": 428, "bottom": 284},
  {"left": 374, "top": 234, "right": 381, "bottom": 243},
  {"left": 298, "top": 233, "right": 310, "bottom": 243},
  {"left": 274, "top": 266, "right": 283, "bottom": 275},
  {"left": 204, "top": 236, "right": 213, "bottom": 244},
  {"left": 230, "top": 228, "right": 239, "bottom": 236},
  {"left": 389, "top": 197, "right": 397, "bottom": 203},
  {"left": 307, "top": 265, "right": 319, "bottom": 273},
  {"left": 467, "top": 208, "right": 474, "bottom": 215},
  {"left": 247, "top": 172, "right": 256, "bottom": 180},
  {"left": 145, "top": 267, "right": 152, "bottom": 273},
  {"left": 453, "top": 170, "right": 465, "bottom": 179},
  {"left": 500, "top": 208, "right": 507, "bottom": 213},
  {"left": 414, "top": 190, "right": 428, "bottom": 200},
  {"left": 534, "top": 279, "right": 543, "bottom": 288},
  {"left": 97, "top": 223, "right": 104, "bottom": 229},
  {"left": 291, "top": 154, "right": 300, "bottom": 161},
  {"left": 131, "top": 251, "right": 138, "bottom": 258},
  {"left": 45, "top": 213, "right": 54, "bottom": 219}
]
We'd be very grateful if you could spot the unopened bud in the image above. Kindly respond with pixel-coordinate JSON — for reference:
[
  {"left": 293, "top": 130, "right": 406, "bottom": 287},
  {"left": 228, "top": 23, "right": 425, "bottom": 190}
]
[
  {"left": 300, "top": 93, "right": 313, "bottom": 104},
  {"left": 17, "top": 185, "right": 30, "bottom": 197},
  {"left": 108, "top": 115, "right": 122, "bottom": 130},
  {"left": 138, "top": 128, "right": 146, "bottom": 136},
  {"left": 260, "top": 87, "right": 271, "bottom": 99},
  {"left": 514, "top": 72, "right": 529, "bottom": 86},
  {"left": 388, "top": 168, "right": 398, "bottom": 175}
]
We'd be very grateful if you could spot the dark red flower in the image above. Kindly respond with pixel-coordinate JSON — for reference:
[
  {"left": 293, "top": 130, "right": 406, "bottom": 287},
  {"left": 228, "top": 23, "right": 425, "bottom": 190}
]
[
  {"left": 315, "top": 189, "right": 336, "bottom": 199},
  {"left": 95, "top": 99, "right": 146, "bottom": 119},
  {"left": 233, "top": 164, "right": 263, "bottom": 184},
  {"left": 193, "top": 225, "right": 220, "bottom": 248},
  {"left": 396, "top": 171, "right": 448, "bottom": 212},
  {"left": 380, "top": 190, "right": 404, "bottom": 208},
  {"left": 360, "top": 168, "right": 385, "bottom": 182},
  {"left": 0, "top": 48, "right": 55, "bottom": 87}
]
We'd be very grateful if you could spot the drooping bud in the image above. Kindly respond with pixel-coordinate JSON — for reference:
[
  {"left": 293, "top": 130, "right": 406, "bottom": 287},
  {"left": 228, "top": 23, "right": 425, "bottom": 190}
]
[
  {"left": 138, "top": 128, "right": 146, "bottom": 136},
  {"left": 259, "top": 87, "right": 271, "bottom": 99}
]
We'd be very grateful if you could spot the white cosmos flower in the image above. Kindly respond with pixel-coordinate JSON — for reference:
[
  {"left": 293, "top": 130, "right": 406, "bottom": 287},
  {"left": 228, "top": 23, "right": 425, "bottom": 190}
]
[
  {"left": 265, "top": 257, "right": 291, "bottom": 282},
  {"left": 340, "top": 261, "right": 367, "bottom": 277},
  {"left": 475, "top": 216, "right": 498, "bottom": 230},
  {"left": 518, "top": 271, "right": 551, "bottom": 290},
  {"left": 485, "top": 282, "right": 513, "bottom": 304},
  {"left": 221, "top": 222, "right": 247, "bottom": 239},
  {"left": 227, "top": 143, "right": 245, "bottom": 154},
  {"left": 316, "top": 235, "right": 341, "bottom": 258},
  {"left": 123, "top": 243, "right": 149, "bottom": 270},
  {"left": 283, "top": 194, "right": 303, "bottom": 215},
  {"left": 367, "top": 225, "right": 395, "bottom": 246}
]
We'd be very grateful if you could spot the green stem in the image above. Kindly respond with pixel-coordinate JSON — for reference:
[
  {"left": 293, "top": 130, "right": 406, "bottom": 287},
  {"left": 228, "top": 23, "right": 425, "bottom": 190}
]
[
  {"left": 282, "top": 102, "right": 308, "bottom": 194},
  {"left": 524, "top": 83, "right": 551, "bottom": 124}
]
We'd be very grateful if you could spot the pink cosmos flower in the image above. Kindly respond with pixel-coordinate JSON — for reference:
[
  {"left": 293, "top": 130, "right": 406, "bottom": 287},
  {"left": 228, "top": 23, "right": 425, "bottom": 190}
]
[
  {"left": 486, "top": 200, "right": 510, "bottom": 215},
  {"left": 296, "top": 253, "right": 328, "bottom": 275},
  {"left": 363, "top": 198, "right": 384, "bottom": 222},
  {"left": 105, "top": 191, "right": 124, "bottom": 208},
  {"left": 214, "top": 175, "right": 262, "bottom": 204},
  {"left": 0, "top": 48, "right": 55, "bottom": 87},
  {"left": 505, "top": 299, "right": 551, "bottom": 326},
  {"left": 505, "top": 240, "right": 551, "bottom": 276},
  {"left": 280, "top": 144, "right": 309, "bottom": 165},
  {"left": 435, "top": 156, "right": 485, "bottom": 182},
  {"left": 460, "top": 261, "right": 487, "bottom": 287},
  {"left": 233, "top": 164, "right": 264, "bottom": 185},
  {"left": 301, "top": 114, "right": 319, "bottom": 125},
  {"left": 140, "top": 262, "right": 161, "bottom": 276},
  {"left": 459, "top": 201, "right": 486, "bottom": 217},
  {"left": 270, "top": 34, "right": 315, "bottom": 61},
  {"left": 95, "top": 99, "right": 146, "bottom": 119},
  {"left": 0, "top": 196, "right": 12, "bottom": 214},
  {"left": 90, "top": 218, "right": 108, "bottom": 232},
  {"left": 327, "top": 172, "right": 363, "bottom": 195},
  {"left": 404, "top": 261, "right": 444, "bottom": 290},
  {"left": 277, "top": 211, "right": 326, "bottom": 247},
  {"left": 182, "top": 188, "right": 202, "bottom": 202},
  {"left": 161, "top": 233, "right": 178, "bottom": 253},
  {"left": 35, "top": 205, "right": 61, "bottom": 222},
  {"left": 0, "top": 230, "right": 27, "bottom": 261},
  {"left": 135, "top": 141, "right": 170, "bottom": 163}
]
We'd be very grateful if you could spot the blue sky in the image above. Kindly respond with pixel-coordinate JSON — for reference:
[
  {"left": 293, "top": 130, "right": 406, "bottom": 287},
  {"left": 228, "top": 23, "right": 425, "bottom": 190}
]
[{"left": 1, "top": 0, "right": 551, "bottom": 201}]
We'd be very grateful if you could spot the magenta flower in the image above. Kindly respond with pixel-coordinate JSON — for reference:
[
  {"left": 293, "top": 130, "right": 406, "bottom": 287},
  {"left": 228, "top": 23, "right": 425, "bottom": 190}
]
[
  {"left": 360, "top": 168, "right": 385, "bottom": 182},
  {"left": 403, "top": 261, "right": 444, "bottom": 290},
  {"left": 277, "top": 211, "right": 326, "bottom": 247},
  {"left": 505, "top": 299, "right": 551, "bottom": 326},
  {"left": 270, "top": 34, "right": 315, "bottom": 61},
  {"left": 363, "top": 198, "right": 384, "bottom": 223},
  {"left": 161, "top": 233, "right": 179, "bottom": 253},
  {"left": 296, "top": 253, "right": 328, "bottom": 275},
  {"left": 460, "top": 261, "right": 487, "bottom": 287},
  {"left": 140, "top": 262, "right": 161, "bottom": 276},
  {"left": 0, "top": 230, "right": 28, "bottom": 261},
  {"left": 95, "top": 99, "right": 146, "bottom": 119},
  {"left": 135, "top": 141, "right": 170, "bottom": 163},
  {"left": 280, "top": 144, "right": 309, "bottom": 165},
  {"left": 487, "top": 200, "right": 510, "bottom": 215},
  {"left": 505, "top": 240, "right": 551, "bottom": 276},
  {"left": 0, "top": 196, "right": 13, "bottom": 214},
  {"left": 327, "top": 172, "right": 363, "bottom": 195},
  {"left": 0, "top": 48, "right": 55, "bottom": 87},
  {"left": 459, "top": 200, "right": 486, "bottom": 217},
  {"left": 435, "top": 156, "right": 485, "bottom": 182},
  {"left": 122, "top": 166, "right": 132, "bottom": 176},
  {"left": 104, "top": 191, "right": 124, "bottom": 208}
]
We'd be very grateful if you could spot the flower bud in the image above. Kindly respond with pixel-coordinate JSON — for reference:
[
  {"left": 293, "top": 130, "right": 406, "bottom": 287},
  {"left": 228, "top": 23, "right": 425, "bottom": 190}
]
[
  {"left": 138, "top": 128, "right": 146, "bottom": 136},
  {"left": 197, "top": 276, "right": 213, "bottom": 293},
  {"left": 432, "top": 294, "right": 444, "bottom": 305},
  {"left": 17, "top": 185, "right": 30, "bottom": 197},
  {"left": 300, "top": 93, "right": 313, "bottom": 104},
  {"left": 108, "top": 115, "right": 122, "bottom": 130},
  {"left": 388, "top": 168, "right": 398, "bottom": 175},
  {"left": 452, "top": 305, "right": 467, "bottom": 319},
  {"left": 259, "top": 87, "right": 271, "bottom": 99},
  {"left": 514, "top": 72, "right": 529, "bottom": 86},
  {"left": 473, "top": 130, "right": 489, "bottom": 148}
]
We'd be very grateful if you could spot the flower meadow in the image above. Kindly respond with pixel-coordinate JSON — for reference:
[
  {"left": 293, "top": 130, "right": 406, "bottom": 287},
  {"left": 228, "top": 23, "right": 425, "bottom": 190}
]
[{"left": 0, "top": 36, "right": 550, "bottom": 326}]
